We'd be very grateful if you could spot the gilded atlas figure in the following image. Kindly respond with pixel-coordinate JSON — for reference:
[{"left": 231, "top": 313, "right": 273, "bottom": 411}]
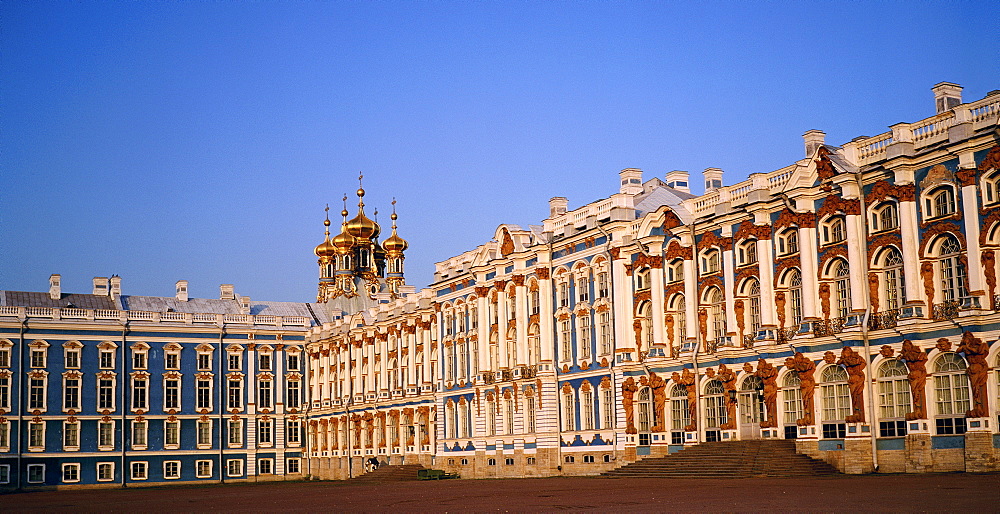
[
  {"left": 717, "top": 363, "right": 737, "bottom": 430},
  {"left": 647, "top": 372, "right": 667, "bottom": 432},
  {"left": 755, "top": 358, "right": 779, "bottom": 428},
  {"left": 672, "top": 368, "right": 698, "bottom": 432},
  {"left": 899, "top": 339, "right": 928, "bottom": 420},
  {"left": 838, "top": 347, "right": 867, "bottom": 423},
  {"left": 785, "top": 352, "right": 816, "bottom": 425},
  {"left": 622, "top": 377, "right": 638, "bottom": 434},
  {"left": 958, "top": 331, "right": 991, "bottom": 418}
]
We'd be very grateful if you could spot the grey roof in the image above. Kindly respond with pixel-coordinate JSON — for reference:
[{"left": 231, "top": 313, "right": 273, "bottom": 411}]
[
  {"left": 121, "top": 295, "right": 241, "bottom": 314},
  {"left": 634, "top": 185, "right": 695, "bottom": 217},
  {"left": 1, "top": 291, "right": 119, "bottom": 310}
]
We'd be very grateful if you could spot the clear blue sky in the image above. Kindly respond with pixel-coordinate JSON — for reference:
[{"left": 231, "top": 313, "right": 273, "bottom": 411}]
[{"left": 2, "top": 1, "right": 998, "bottom": 302}]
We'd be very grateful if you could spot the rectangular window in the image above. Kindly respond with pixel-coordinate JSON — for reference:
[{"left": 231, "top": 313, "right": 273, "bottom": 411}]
[
  {"left": 100, "top": 350, "right": 115, "bottom": 369},
  {"left": 578, "top": 316, "right": 592, "bottom": 360},
  {"left": 228, "top": 354, "right": 241, "bottom": 371},
  {"left": 287, "top": 419, "right": 301, "bottom": 444},
  {"left": 99, "top": 421, "right": 115, "bottom": 448},
  {"left": 578, "top": 279, "right": 589, "bottom": 302},
  {"left": 164, "top": 420, "right": 180, "bottom": 447},
  {"left": 97, "top": 462, "right": 114, "bottom": 482},
  {"left": 98, "top": 378, "right": 115, "bottom": 410},
  {"left": 29, "top": 378, "right": 46, "bottom": 410},
  {"left": 597, "top": 272, "right": 609, "bottom": 298},
  {"left": 228, "top": 419, "right": 243, "bottom": 446},
  {"left": 196, "top": 460, "right": 213, "bottom": 479},
  {"left": 31, "top": 348, "right": 46, "bottom": 368},
  {"left": 599, "top": 312, "right": 612, "bottom": 355},
  {"left": 258, "top": 458, "right": 273, "bottom": 474},
  {"left": 258, "top": 419, "right": 273, "bottom": 445},
  {"left": 197, "top": 353, "right": 211, "bottom": 371},
  {"left": 0, "top": 348, "right": 9, "bottom": 367},
  {"left": 197, "top": 379, "right": 213, "bottom": 410},
  {"left": 165, "top": 353, "right": 180, "bottom": 370},
  {"left": 163, "top": 461, "right": 180, "bottom": 479},
  {"left": 61, "top": 463, "right": 80, "bottom": 483},
  {"left": 601, "top": 388, "right": 614, "bottom": 429},
  {"left": 197, "top": 420, "right": 212, "bottom": 447},
  {"left": 65, "top": 349, "right": 80, "bottom": 369},
  {"left": 287, "top": 381, "right": 300, "bottom": 408},
  {"left": 63, "top": 378, "right": 80, "bottom": 411},
  {"left": 228, "top": 380, "right": 242, "bottom": 410},
  {"left": 822, "top": 423, "right": 846, "bottom": 439},
  {"left": 0, "top": 464, "right": 8, "bottom": 485},
  {"left": 879, "top": 420, "right": 907, "bottom": 438},
  {"left": 131, "top": 378, "right": 148, "bottom": 410},
  {"left": 259, "top": 354, "right": 271, "bottom": 371},
  {"left": 27, "top": 464, "right": 45, "bottom": 483},
  {"left": 132, "top": 351, "right": 147, "bottom": 370},
  {"left": 165, "top": 379, "right": 181, "bottom": 410},
  {"left": 287, "top": 354, "right": 300, "bottom": 371},
  {"left": 258, "top": 381, "right": 273, "bottom": 409},
  {"left": 560, "top": 320, "right": 572, "bottom": 361},
  {"left": 29, "top": 421, "right": 45, "bottom": 448},
  {"left": 131, "top": 461, "right": 147, "bottom": 480},
  {"left": 0, "top": 421, "right": 8, "bottom": 450},
  {"left": 227, "top": 459, "right": 243, "bottom": 477},
  {"left": 935, "top": 417, "right": 967, "bottom": 435},
  {"left": 132, "top": 420, "right": 147, "bottom": 448},
  {"left": 63, "top": 421, "right": 79, "bottom": 449},
  {"left": 287, "top": 458, "right": 301, "bottom": 474},
  {"left": 0, "top": 376, "right": 8, "bottom": 411}
]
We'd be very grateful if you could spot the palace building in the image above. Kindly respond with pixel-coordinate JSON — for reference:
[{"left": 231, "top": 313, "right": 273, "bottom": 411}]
[{"left": 2, "top": 82, "right": 999, "bottom": 489}]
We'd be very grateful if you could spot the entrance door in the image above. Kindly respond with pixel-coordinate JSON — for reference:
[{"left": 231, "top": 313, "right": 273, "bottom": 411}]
[{"left": 738, "top": 376, "right": 765, "bottom": 439}]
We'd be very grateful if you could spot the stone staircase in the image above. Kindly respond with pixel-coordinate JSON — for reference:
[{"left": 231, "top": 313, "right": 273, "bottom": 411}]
[
  {"left": 602, "top": 439, "right": 840, "bottom": 478},
  {"left": 349, "top": 464, "right": 426, "bottom": 482}
]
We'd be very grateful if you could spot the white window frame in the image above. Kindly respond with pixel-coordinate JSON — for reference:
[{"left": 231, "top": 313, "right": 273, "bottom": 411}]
[
  {"left": 258, "top": 458, "right": 274, "bottom": 475},
  {"left": 197, "top": 419, "right": 213, "bottom": 448},
  {"left": 163, "top": 460, "right": 181, "bottom": 480},
  {"left": 286, "top": 457, "right": 301, "bottom": 474},
  {"left": 98, "top": 420, "right": 115, "bottom": 450},
  {"left": 63, "top": 420, "right": 80, "bottom": 451},
  {"left": 130, "top": 461, "right": 148, "bottom": 481},
  {"left": 227, "top": 459, "right": 244, "bottom": 477},
  {"left": 97, "top": 462, "right": 115, "bottom": 482},
  {"left": 164, "top": 419, "right": 181, "bottom": 449},
  {"left": 196, "top": 460, "right": 213, "bottom": 479},
  {"left": 27, "top": 463, "right": 45, "bottom": 483},
  {"left": 28, "top": 420, "right": 45, "bottom": 450},
  {"left": 62, "top": 463, "right": 80, "bottom": 483}
]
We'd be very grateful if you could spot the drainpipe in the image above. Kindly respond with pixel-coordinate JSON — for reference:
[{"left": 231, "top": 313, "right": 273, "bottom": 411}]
[
  {"left": 303, "top": 334, "right": 311, "bottom": 480},
  {"left": 854, "top": 172, "right": 879, "bottom": 473},
  {"left": 346, "top": 334, "right": 353, "bottom": 478},
  {"left": 120, "top": 320, "right": 129, "bottom": 488},
  {"left": 15, "top": 318, "right": 26, "bottom": 491},
  {"left": 218, "top": 323, "right": 226, "bottom": 484}
]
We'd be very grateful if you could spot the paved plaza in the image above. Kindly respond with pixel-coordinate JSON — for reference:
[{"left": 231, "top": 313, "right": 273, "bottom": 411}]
[{"left": 4, "top": 473, "right": 999, "bottom": 512}]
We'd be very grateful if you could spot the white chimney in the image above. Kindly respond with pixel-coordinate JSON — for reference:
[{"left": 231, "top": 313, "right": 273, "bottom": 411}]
[
  {"left": 803, "top": 129, "right": 826, "bottom": 157},
  {"left": 619, "top": 168, "right": 643, "bottom": 195},
  {"left": 932, "top": 82, "right": 962, "bottom": 113},
  {"left": 176, "top": 280, "right": 189, "bottom": 302},
  {"left": 703, "top": 168, "right": 723, "bottom": 192},
  {"left": 664, "top": 170, "right": 690, "bottom": 193},
  {"left": 109, "top": 275, "right": 121, "bottom": 297},
  {"left": 220, "top": 284, "right": 235, "bottom": 300},
  {"left": 92, "top": 277, "right": 109, "bottom": 296},
  {"left": 548, "top": 197, "right": 568, "bottom": 218},
  {"left": 239, "top": 295, "right": 251, "bottom": 315},
  {"left": 49, "top": 274, "right": 61, "bottom": 300}
]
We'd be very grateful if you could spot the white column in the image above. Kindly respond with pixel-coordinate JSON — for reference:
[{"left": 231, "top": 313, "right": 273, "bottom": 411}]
[
  {"left": 683, "top": 258, "right": 698, "bottom": 339},
  {"left": 477, "top": 294, "right": 490, "bottom": 372},
  {"left": 845, "top": 212, "right": 866, "bottom": 311},
  {"left": 649, "top": 264, "right": 666, "bottom": 347},
  {"left": 756, "top": 239, "right": 776, "bottom": 327},
  {"left": 722, "top": 248, "right": 737, "bottom": 337},
  {"left": 421, "top": 322, "right": 432, "bottom": 385},
  {"left": 378, "top": 335, "right": 388, "bottom": 392},
  {"left": 611, "top": 256, "right": 633, "bottom": 352},
  {"left": 407, "top": 329, "right": 417, "bottom": 387},
  {"left": 961, "top": 181, "right": 986, "bottom": 304},
  {"left": 537, "top": 271, "right": 555, "bottom": 363},
  {"left": 514, "top": 281, "right": 527, "bottom": 366},
  {"left": 498, "top": 289, "right": 510, "bottom": 369},
  {"left": 898, "top": 200, "right": 921, "bottom": 304},
  {"left": 799, "top": 226, "right": 820, "bottom": 319}
]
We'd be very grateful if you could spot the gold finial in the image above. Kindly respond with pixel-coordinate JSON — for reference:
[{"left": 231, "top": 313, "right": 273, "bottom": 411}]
[
  {"left": 341, "top": 194, "right": 349, "bottom": 219},
  {"left": 323, "top": 204, "right": 331, "bottom": 231},
  {"left": 357, "top": 173, "right": 365, "bottom": 204},
  {"left": 391, "top": 198, "right": 398, "bottom": 225},
  {"left": 373, "top": 207, "right": 379, "bottom": 225}
]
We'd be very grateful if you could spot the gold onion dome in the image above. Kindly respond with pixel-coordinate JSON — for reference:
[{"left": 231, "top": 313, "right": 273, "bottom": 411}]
[
  {"left": 314, "top": 208, "right": 337, "bottom": 257},
  {"left": 383, "top": 209, "right": 408, "bottom": 253},
  {"left": 332, "top": 207, "right": 357, "bottom": 251},
  {"left": 346, "top": 180, "right": 381, "bottom": 240}
]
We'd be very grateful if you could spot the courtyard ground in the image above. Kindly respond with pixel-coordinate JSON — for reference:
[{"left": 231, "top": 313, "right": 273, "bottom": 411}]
[{"left": 3, "top": 473, "right": 998, "bottom": 512}]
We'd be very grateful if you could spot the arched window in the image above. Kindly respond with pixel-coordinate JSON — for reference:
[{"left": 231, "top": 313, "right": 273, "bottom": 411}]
[
  {"left": 876, "top": 247, "right": 906, "bottom": 311},
  {"left": 637, "top": 387, "right": 652, "bottom": 432},
  {"left": 701, "top": 250, "right": 721, "bottom": 274},
  {"left": 925, "top": 186, "right": 957, "bottom": 218},
  {"left": 456, "top": 341, "right": 467, "bottom": 381},
  {"left": 529, "top": 288, "right": 540, "bottom": 315},
  {"left": 669, "top": 295, "right": 687, "bottom": 348},
  {"left": 871, "top": 202, "right": 899, "bottom": 232},
  {"left": 562, "top": 388, "right": 576, "bottom": 431},
  {"left": 877, "top": 359, "right": 911, "bottom": 437},
  {"left": 666, "top": 259, "right": 684, "bottom": 283},
  {"left": 445, "top": 401, "right": 456, "bottom": 439},
  {"left": 705, "top": 287, "right": 726, "bottom": 343},
  {"left": 670, "top": 384, "right": 689, "bottom": 431},
  {"left": 559, "top": 318, "right": 573, "bottom": 362},
  {"left": 933, "top": 352, "right": 970, "bottom": 435},
  {"left": 739, "top": 375, "right": 765, "bottom": 425},
  {"left": 506, "top": 328, "right": 517, "bottom": 367},
  {"left": 577, "top": 274, "right": 590, "bottom": 303},
  {"left": 830, "top": 259, "right": 852, "bottom": 318},
  {"left": 778, "top": 229, "right": 799, "bottom": 255},
  {"left": 504, "top": 396, "right": 515, "bottom": 435},
  {"left": 744, "top": 279, "right": 762, "bottom": 336},
  {"left": 786, "top": 269, "right": 803, "bottom": 326},
  {"left": 527, "top": 324, "right": 540, "bottom": 365},
  {"left": 935, "top": 235, "right": 967, "bottom": 303},
  {"left": 782, "top": 372, "right": 803, "bottom": 432},
  {"left": 485, "top": 395, "right": 497, "bottom": 437},
  {"left": 489, "top": 332, "right": 499, "bottom": 371},
  {"left": 704, "top": 380, "right": 727, "bottom": 434},
  {"left": 822, "top": 216, "right": 847, "bottom": 244},
  {"left": 458, "top": 400, "right": 469, "bottom": 439},
  {"left": 983, "top": 170, "right": 1000, "bottom": 205},
  {"left": 637, "top": 303, "right": 653, "bottom": 353},
  {"left": 635, "top": 268, "right": 651, "bottom": 291},
  {"left": 820, "top": 365, "right": 849, "bottom": 438},
  {"left": 738, "top": 240, "right": 758, "bottom": 266}
]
